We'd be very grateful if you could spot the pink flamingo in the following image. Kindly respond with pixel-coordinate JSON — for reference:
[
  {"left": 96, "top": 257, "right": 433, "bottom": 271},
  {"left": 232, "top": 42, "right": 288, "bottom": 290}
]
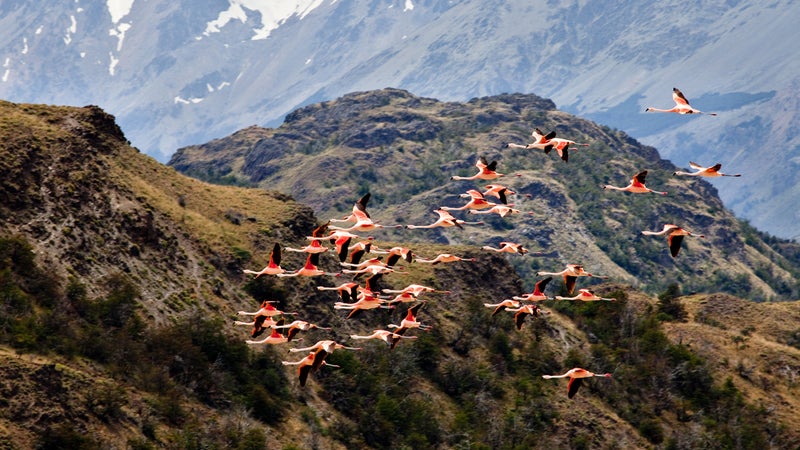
[
  {"left": 508, "top": 304, "right": 546, "bottom": 330},
  {"left": 468, "top": 204, "right": 523, "bottom": 217},
  {"left": 483, "top": 299, "right": 521, "bottom": 317},
  {"left": 281, "top": 351, "right": 340, "bottom": 387},
  {"left": 442, "top": 189, "right": 498, "bottom": 211},
  {"left": 645, "top": 87, "right": 717, "bottom": 116},
  {"left": 603, "top": 170, "right": 667, "bottom": 195},
  {"left": 277, "top": 252, "right": 340, "bottom": 278},
  {"left": 641, "top": 224, "right": 704, "bottom": 257},
  {"left": 242, "top": 242, "right": 286, "bottom": 277},
  {"left": 504, "top": 128, "right": 557, "bottom": 152},
  {"left": 673, "top": 162, "right": 741, "bottom": 178},
  {"left": 555, "top": 289, "right": 616, "bottom": 302},
  {"left": 542, "top": 368, "right": 612, "bottom": 399},
  {"left": 537, "top": 264, "right": 607, "bottom": 294},
  {"left": 416, "top": 253, "right": 476, "bottom": 264},
  {"left": 407, "top": 209, "right": 484, "bottom": 229},
  {"left": 451, "top": 156, "right": 511, "bottom": 181},
  {"left": 481, "top": 241, "right": 531, "bottom": 255},
  {"left": 512, "top": 277, "right": 553, "bottom": 302},
  {"left": 350, "top": 329, "right": 418, "bottom": 347}
]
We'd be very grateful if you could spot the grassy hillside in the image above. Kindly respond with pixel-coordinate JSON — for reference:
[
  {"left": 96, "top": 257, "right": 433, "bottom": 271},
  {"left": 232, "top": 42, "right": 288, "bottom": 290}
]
[
  {"left": 170, "top": 89, "right": 800, "bottom": 302},
  {"left": 2, "top": 100, "right": 799, "bottom": 449}
]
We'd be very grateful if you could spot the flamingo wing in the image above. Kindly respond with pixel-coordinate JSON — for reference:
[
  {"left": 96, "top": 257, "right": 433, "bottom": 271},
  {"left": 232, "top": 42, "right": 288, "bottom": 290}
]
[
  {"left": 668, "top": 234, "right": 685, "bottom": 257},
  {"left": 298, "top": 363, "right": 313, "bottom": 387},
  {"left": 633, "top": 170, "right": 648, "bottom": 185},
  {"left": 689, "top": 161, "right": 705, "bottom": 170},
  {"left": 567, "top": 376, "right": 583, "bottom": 399},
  {"left": 709, "top": 163, "right": 722, "bottom": 173},
  {"left": 672, "top": 88, "right": 691, "bottom": 106},
  {"left": 514, "top": 310, "right": 529, "bottom": 330},
  {"left": 269, "top": 242, "right": 282, "bottom": 266},
  {"left": 564, "top": 275, "right": 578, "bottom": 295},
  {"left": 535, "top": 276, "right": 553, "bottom": 295},
  {"left": 497, "top": 188, "right": 508, "bottom": 205},
  {"left": 311, "top": 349, "right": 329, "bottom": 372}
]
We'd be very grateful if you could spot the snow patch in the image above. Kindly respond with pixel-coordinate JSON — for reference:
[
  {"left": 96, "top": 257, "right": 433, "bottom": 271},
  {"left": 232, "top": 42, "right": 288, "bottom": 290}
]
[
  {"left": 109, "top": 52, "right": 119, "bottom": 75},
  {"left": 203, "top": 0, "right": 326, "bottom": 40},
  {"left": 174, "top": 96, "right": 204, "bottom": 104},
  {"left": 107, "top": 0, "right": 135, "bottom": 24},
  {"left": 109, "top": 22, "right": 132, "bottom": 52}
]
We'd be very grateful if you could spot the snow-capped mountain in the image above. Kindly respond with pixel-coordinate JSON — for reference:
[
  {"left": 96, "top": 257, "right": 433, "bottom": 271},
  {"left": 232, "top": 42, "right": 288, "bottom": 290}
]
[{"left": 1, "top": 0, "right": 799, "bottom": 238}]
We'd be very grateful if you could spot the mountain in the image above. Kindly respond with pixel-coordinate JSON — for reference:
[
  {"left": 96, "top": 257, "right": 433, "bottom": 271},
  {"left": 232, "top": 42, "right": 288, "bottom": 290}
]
[
  {"left": 170, "top": 88, "right": 800, "bottom": 303},
  {"left": 3, "top": 102, "right": 800, "bottom": 448},
  {"left": 0, "top": 0, "right": 798, "bottom": 238}
]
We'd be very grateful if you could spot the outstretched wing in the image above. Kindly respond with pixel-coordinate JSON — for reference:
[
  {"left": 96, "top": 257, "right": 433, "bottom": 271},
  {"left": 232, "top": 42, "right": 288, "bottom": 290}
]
[
  {"left": 567, "top": 377, "right": 583, "bottom": 399},
  {"left": 668, "top": 234, "right": 685, "bottom": 257},
  {"left": 672, "top": 87, "right": 691, "bottom": 106}
]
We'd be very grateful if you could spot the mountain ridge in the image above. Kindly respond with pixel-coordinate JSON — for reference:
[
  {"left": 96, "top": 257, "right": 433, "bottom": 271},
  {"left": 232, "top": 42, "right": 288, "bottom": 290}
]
[{"left": 170, "top": 88, "right": 800, "bottom": 303}]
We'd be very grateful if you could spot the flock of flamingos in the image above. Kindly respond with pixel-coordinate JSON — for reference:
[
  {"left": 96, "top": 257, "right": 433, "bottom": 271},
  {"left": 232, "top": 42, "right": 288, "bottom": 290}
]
[{"left": 235, "top": 88, "right": 739, "bottom": 397}]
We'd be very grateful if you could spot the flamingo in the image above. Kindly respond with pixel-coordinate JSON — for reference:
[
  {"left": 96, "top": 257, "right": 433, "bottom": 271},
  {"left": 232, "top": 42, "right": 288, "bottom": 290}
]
[
  {"left": 242, "top": 242, "right": 286, "bottom": 277},
  {"left": 386, "top": 291, "right": 421, "bottom": 305},
  {"left": 330, "top": 193, "right": 372, "bottom": 224},
  {"left": 555, "top": 289, "right": 616, "bottom": 302},
  {"left": 503, "top": 128, "right": 556, "bottom": 152},
  {"left": 442, "top": 189, "right": 498, "bottom": 211},
  {"left": 546, "top": 137, "right": 589, "bottom": 163},
  {"left": 234, "top": 314, "right": 281, "bottom": 338},
  {"left": 308, "top": 229, "right": 371, "bottom": 244},
  {"left": 508, "top": 304, "right": 545, "bottom": 330},
  {"left": 317, "top": 282, "right": 360, "bottom": 303},
  {"left": 479, "top": 184, "right": 529, "bottom": 205},
  {"left": 483, "top": 299, "right": 521, "bottom": 317},
  {"left": 512, "top": 277, "right": 554, "bottom": 302},
  {"left": 277, "top": 252, "right": 340, "bottom": 278},
  {"left": 350, "top": 329, "right": 418, "bottom": 347},
  {"left": 542, "top": 368, "right": 612, "bottom": 399},
  {"left": 406, "top": 209, "right": 484, "bottom": 229},
  {"left": 481, "top": 241, "right": 531, "bottom": 255},
  {"left": 415, "top": 253, "right": 476, "bottom": 264},
  {"left": 468, "top": 204, "right": 523, "bottom": 217},
  {"left": 286, "top": 223, "right": 330, "bottom": 254},
  {"left": 334, "top": 292, "right": 395, "bottom": 319},
  {"left": 451, "top": 156, "right": 509, "bottom": 181},
  {"left": 273, "top": 320, "right": 332, "bottom": 342},
  {"left": 344, "top": 240, "right": 373, "bottom": 265},
  {"left": 387, "top": 302, "right": 432, "bottom": 348},
  {"left": 282, "top": 351, "right": 340, "bottom": 387},
  {"left": 339, "top": 256, "right": 386, "bottom": 271},
  {"left": 641, "top": 224, "right": 704, "bottom": 257},
  {"left": 603, "top": 170, "right": 667, "bottom": 195},
  {"left": 288, "top": 340, "right": 361, "bottom": 372},
  {"left": 537, "top": 264, "right": 607, "bottom": 294},
  {"left": 341, "top": 261, "right": 406, "bottom": 278},
  {"left": 237, "top": 300, "right": 295, "bottom": 319},
  {"left": 246, "top": 328, "right": 294, "bottom": 345},
  {"left": 381, "top": 284, "right": 451, "bottom": 297},
  {"left": 673, "top": 162, "right": 741, "bottom": 178},
  {"left": 645, "top": 87, "right": 717, "bottom": 116},
  {"left": 371, "top": 246, "right": 414, "bottom": 267}
]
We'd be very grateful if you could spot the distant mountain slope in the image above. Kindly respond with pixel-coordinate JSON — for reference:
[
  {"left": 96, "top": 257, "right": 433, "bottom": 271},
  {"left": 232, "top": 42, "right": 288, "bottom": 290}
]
[
  {"left": 2, "top": 100, "right": 800, "bottom": 448},
  {"left": 170, "top": 89, "right": 800, "bottom": 302},
  {"left": 1, "top": 0, "right": 798, "bottom": 237}
]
